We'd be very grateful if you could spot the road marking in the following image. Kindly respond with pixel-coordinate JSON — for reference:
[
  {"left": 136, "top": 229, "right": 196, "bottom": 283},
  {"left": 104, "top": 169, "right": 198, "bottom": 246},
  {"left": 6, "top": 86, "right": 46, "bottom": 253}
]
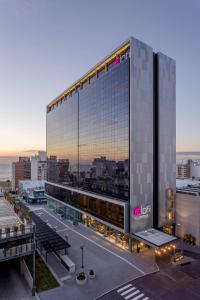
[
  {"left": 131, "top": 293, "right": 144, "bottom": 300},
  {"left": 57, "top": 228, "right": 69, "bottom": 233},
  {"left": 39, "top": 208, "right": 145, "bottom": 275},
  {"left": 121, "top": 287, "right": 136, "bottom": 296},
  {"left": 125, "top": 290, "right": 140, "bottom": 299},
  {"left": 142, "top": 297, "right": 149, "bottom": 300},
  {"left": 36, "top": 212, "right": 43, "bottom": 216},
  {"left": 117, "top": 284, "right": 132, "bottom": 293}
]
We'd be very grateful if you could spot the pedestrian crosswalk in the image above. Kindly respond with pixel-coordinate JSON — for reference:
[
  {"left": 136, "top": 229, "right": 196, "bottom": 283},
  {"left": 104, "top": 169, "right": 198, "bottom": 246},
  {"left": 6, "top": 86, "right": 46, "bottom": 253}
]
[{"left": 117, "top": 283, "right": 149, "bottom": 300}]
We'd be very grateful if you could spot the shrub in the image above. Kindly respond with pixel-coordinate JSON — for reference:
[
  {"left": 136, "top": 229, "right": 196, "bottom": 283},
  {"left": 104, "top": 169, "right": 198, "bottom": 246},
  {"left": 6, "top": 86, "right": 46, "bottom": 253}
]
[{"left": 76, "top": 272, "right": 86, "bottom": 281}]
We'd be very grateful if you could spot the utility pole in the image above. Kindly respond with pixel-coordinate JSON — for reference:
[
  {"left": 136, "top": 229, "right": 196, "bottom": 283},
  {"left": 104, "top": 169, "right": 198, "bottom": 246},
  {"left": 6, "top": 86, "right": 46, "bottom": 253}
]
[
  {"left": 65, "top": 233, "right": 69, "bottom": 255},
  {"left": 32, "top": 225, "right": 36, "bottom": 296}
]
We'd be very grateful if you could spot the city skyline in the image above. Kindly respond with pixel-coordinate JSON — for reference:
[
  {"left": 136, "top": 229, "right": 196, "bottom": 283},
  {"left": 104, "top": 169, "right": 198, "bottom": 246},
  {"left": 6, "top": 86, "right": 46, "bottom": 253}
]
[{"left": 0, "top": 0, "right": 200, "bottom": 156}]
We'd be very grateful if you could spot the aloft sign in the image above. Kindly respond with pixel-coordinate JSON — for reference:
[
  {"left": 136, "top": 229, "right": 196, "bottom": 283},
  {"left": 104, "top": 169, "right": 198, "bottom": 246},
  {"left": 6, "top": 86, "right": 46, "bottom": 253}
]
[{"left": 133, "top": 205, "right": 151, "bottom": 218}]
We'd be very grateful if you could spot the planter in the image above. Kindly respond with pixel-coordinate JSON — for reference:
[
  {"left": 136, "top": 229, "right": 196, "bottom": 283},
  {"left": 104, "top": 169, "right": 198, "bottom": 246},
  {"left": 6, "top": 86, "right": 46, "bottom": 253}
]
[
  {"left": 88, "top": 270, "right": 96, "bottom": 279},
  {"left": 88, "top": 273, "right": 96, "bottom": 279},
  {"left": 76, "top": 272, "right": 87, "bottom": 286},
  {"left": 5, "top": 227, "right": 10, "bottom": 237},
  {"left": 13, "top": 226, "right": 18, "bottom": 236}
]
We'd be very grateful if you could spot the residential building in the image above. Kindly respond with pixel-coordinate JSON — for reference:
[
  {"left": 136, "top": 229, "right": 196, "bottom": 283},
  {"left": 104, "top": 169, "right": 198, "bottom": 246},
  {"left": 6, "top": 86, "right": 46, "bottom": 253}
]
[
  {"left": 0, "top": 196, "right": 35, "bottom": 294},
  {"left": 176, "top": 160, "right": 190, "bottom": 179},
  {"left": 31, "top": 151, "right": 47, "bottom": 181},
  {"left": 12, "top": 157, "right": 31, "bottom": 191},
  {"left": 45, "top": 37, "right": 176, "bottom": 250}
]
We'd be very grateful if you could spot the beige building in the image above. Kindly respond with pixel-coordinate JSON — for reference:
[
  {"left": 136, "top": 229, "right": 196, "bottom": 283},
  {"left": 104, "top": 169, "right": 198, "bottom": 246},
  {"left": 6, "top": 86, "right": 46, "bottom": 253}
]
[
  {"left": 176, "top": 184, "right": 200, "bottom": 245},
  {"left": 31, "top": 151, "right": 47, "bottom": 181},
  {"left": 176, "top": 160, "right": 190, "bottom": 179}
]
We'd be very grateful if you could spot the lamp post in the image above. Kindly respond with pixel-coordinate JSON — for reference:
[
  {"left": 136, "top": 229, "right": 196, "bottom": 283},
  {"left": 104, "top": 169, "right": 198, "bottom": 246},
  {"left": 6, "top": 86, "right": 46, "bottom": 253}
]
[
  {"left": 80, "top": 245, "right": 84, "bottom": 269},
  {"left": 65, "top": 233, "right": 69, "bottom": 255},
  {"left": 32, "top": 225, "right": 36, "bottom": 296}
]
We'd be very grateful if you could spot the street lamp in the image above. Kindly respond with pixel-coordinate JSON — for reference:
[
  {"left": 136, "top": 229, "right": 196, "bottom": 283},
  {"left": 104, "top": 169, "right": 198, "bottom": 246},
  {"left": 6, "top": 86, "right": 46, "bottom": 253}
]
[
  {"left": 65, "top": 233, "right": 69, "bottom": 255},
  {"left": 80, "top": 245, "right": 84, "bottom": 269}
]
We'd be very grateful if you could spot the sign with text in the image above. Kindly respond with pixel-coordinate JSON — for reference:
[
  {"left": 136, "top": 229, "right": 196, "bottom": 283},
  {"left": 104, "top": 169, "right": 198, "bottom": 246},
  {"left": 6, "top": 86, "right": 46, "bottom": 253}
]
[{"left": 133, "top": 205, "right": 151, "bottom": 218}]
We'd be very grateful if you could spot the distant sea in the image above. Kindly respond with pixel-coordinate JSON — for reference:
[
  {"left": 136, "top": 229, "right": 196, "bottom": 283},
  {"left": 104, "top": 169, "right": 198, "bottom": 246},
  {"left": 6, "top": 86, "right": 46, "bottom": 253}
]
[
  {"left": 0, "top": 156, "right": 17, "bottom": 181},
  {"left": 176, "top": 152, "right": 200, "bottom": 161}
]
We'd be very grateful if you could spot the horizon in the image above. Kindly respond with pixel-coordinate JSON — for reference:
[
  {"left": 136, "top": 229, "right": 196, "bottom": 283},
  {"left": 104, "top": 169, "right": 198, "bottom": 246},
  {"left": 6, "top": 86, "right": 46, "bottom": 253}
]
[{"left": 1, "top": 1, "right": 200, "bottom": 154}]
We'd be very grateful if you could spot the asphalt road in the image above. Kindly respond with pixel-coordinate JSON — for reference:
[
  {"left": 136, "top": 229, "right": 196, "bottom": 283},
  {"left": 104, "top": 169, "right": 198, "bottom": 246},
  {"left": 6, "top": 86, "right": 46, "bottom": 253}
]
[
  {"left": 98, "top": 259, "right": 200, "bottom": 300},
  {"left": 34, "top": 208, "right": 152, "bottom": 300}
]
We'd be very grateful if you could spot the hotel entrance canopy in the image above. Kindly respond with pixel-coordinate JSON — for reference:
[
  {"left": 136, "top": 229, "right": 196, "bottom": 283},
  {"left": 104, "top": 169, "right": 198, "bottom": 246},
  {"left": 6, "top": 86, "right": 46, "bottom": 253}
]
[{"left": 133, "top": 228, "right": 178, "bottom": 249}]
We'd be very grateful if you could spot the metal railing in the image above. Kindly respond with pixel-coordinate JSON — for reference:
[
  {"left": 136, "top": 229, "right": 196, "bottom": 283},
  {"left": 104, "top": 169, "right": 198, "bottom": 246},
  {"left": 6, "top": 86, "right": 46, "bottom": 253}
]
[
  {"left": 0, "top": 225, "right": 34, "bottom": 241},
  {"left": 0, "top": 243, "right": 33, "bottom": 261}
]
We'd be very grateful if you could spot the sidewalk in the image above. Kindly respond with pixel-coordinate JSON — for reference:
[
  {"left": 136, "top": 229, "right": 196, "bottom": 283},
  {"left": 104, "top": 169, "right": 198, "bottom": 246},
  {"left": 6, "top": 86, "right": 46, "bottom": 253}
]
[
  {"left": 43, "top": 207, "right": 158, "bottom": 274},
  {"left": 34, "top": 207, "right": 158, "bottom": 300}
]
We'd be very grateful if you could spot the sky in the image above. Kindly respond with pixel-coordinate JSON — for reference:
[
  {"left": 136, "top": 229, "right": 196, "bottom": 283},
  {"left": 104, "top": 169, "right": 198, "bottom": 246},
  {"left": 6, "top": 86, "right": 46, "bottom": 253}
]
[{"left": 0, "top": 0, "right": 200, "bottom": 156}]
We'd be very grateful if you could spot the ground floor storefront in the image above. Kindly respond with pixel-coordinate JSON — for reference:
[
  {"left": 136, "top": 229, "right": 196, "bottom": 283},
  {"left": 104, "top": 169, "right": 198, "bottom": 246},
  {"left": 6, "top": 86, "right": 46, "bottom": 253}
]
[{"left": 46, "top": 197, "right": 149, "bottom": 253}]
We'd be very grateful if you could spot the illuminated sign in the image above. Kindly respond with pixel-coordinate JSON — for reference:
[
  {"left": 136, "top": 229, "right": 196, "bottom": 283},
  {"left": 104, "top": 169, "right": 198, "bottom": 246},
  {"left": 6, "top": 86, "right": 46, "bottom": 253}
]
[
  {"left": 113, "top": 56, "right": 120, "bottom": 65},
  {"left": 133, "top": 205, "right": 151, "bottom": 218}
]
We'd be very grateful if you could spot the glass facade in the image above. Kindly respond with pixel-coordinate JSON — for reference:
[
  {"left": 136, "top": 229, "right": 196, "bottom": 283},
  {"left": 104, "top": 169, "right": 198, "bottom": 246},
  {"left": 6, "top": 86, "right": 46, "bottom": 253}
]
[
  {"left": 46, "top": 93, "right": 78, "bottom": 186},
  {"left": 47, "top": 197, "right": 129, "bottom": 248},
  {"left": 79, "top": 60, "right": 129, "bottom": 200},
  {"left": 46, "top": 55, "right": 130, "bottom": 201},
  {"left": 46, "top": 183, "right": 124, "bottom": 229}
]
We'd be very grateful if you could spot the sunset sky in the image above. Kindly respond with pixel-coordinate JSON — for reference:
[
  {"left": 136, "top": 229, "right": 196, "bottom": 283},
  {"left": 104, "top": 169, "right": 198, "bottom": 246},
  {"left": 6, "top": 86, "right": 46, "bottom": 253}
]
[{"left": 0, "top": 0, "right": 200, "bottom": 156}]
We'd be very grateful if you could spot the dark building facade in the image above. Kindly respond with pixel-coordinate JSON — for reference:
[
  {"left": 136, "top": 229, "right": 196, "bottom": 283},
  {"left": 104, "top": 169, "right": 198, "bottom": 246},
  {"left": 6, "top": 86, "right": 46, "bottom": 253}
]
[{"left": 46, "top": 37, "right": 176, "bottom": 249}]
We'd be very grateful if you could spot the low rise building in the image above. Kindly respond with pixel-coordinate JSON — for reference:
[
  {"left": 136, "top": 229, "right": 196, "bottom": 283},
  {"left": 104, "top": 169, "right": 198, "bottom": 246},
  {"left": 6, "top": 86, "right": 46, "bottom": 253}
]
[
  {"left": 0, "top": 195, "right": 36, "bottom": 294},
  {"left": 190, "top": 160, "right": 200, "bottom": 179},
  {"left": 23, "top": 189, "right": 47, "bottom": 205},
  {"left": 176, "top": 180, "right": 200, "bottom": 245},
  {"left": 18, "top": 180, "right": 45, "bottom": 195}
]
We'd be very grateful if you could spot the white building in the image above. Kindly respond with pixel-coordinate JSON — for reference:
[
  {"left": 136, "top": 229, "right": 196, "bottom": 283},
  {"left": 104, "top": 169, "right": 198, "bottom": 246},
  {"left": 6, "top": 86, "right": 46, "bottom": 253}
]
[
  {"left": 190, "top": 161, "right": 200, "bottom": 179},
  {"left": 31, "top": 151, "right": 47, "bottom": 181},
  {"left": 19, "top": 180, "right": 45, "bottom": 195}
]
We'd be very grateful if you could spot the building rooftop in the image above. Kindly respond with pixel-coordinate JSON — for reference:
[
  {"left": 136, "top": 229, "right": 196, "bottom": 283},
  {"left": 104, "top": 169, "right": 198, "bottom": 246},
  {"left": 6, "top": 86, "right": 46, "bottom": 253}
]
[
  {"left": 176, "top": 178, "right": 200, "bottom": 188},
  {"left": 0, "top": 197, "right": 21, "bottom": 229},
  {"left": 176, "top": 179, "right": 200, "bottom": 196},
  {"left": 47, "top": 39, "right": 130, "bottom": 110}
]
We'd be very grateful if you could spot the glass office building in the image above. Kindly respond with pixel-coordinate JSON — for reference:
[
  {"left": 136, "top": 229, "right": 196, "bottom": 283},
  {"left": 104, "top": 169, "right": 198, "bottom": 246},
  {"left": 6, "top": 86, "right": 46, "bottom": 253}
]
[{"left": 46, "top": 37, "right": 176, "bottom": 250}]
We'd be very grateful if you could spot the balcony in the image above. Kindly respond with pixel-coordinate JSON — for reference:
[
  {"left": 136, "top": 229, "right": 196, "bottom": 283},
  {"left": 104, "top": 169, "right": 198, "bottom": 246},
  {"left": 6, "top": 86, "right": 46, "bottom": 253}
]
[
  {"left": 0, "top": 225, "right": 34, "bottom": 244},
  {"left": 0, "top": 242, "right": 34, "bottom": 262}
]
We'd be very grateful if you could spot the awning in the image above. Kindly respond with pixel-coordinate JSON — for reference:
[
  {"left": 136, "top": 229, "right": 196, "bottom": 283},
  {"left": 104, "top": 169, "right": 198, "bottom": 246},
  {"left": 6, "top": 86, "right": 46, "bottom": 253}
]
[
  {"left": 132, "top": 228, "right": 178, "bottom": 248},
  {"left": 29, "top": 212, "right": 70, "bottom": 253}
]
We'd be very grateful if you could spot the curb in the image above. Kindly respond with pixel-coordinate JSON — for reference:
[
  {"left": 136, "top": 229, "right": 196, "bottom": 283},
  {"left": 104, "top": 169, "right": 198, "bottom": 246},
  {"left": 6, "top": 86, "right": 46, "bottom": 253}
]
[{"left": 95, "top": 265, "right": 159, "bottom": 299}]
